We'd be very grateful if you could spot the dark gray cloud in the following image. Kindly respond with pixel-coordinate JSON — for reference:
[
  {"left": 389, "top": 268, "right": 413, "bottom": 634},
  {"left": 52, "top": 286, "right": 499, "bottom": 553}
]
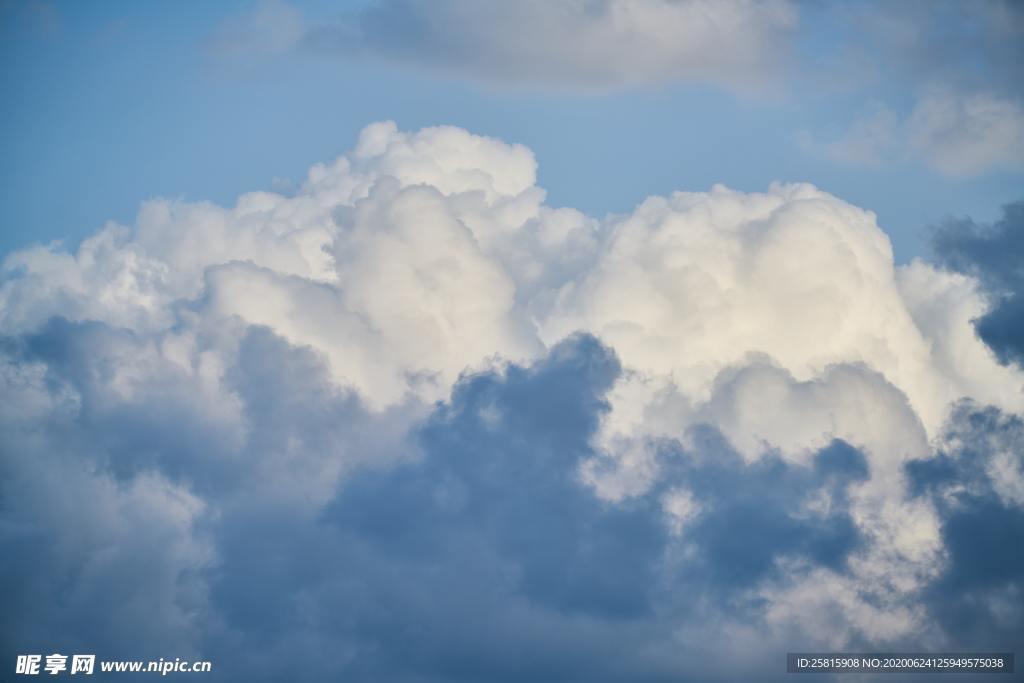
[
  {"left": 0, "top": 318, "right": 414, "bottom": 668},
  {"left": 200, "top": 333, "right": 873, "bottom": 681},
  {"left": 906, "top": 401, "right": 1024, "bottom": 650},
  {"left": 932, "top": 200, "right": 1024, "bottom": 365},
  {"left": 3, "top": 326, "right": 876, "bottom": 681},
  {"left": 659, "top": 435, "right": 866, "bottom": 590}
]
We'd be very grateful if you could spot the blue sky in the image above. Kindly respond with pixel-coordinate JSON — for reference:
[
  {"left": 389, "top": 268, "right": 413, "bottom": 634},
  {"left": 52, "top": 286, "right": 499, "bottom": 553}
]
[
  {"left": 2, "top": 3, "right": 1023, "bottom": 681},
  {"left": 2, "top": 0, "right": 1022, "bottom": 261}
]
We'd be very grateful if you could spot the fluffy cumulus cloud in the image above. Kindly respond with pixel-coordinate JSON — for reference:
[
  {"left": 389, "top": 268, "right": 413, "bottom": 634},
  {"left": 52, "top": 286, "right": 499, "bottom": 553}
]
[{"left": 3, "top": 122, "right": 1024, "bottom": 680}]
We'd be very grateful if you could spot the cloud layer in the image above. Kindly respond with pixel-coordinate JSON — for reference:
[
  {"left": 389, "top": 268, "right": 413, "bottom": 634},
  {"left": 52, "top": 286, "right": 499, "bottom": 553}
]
[
  {"left": 304, "top": 0, "right": 798, "bottom": 92},
  {"left": 2, "top": 122, "right": 1023, "bottom": 680},
  {"left": 932, "top": 200, "right": 1024, "bottom": 365}
]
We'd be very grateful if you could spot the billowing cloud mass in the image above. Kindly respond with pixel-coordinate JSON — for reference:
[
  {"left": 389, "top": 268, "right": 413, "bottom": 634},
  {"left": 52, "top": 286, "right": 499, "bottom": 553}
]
[
  {"left": 2, "top": 122, "right": 1023, "bottom": 680},
  {"left": 210, "top": 0, "right": 1024, "bottom": 176}
]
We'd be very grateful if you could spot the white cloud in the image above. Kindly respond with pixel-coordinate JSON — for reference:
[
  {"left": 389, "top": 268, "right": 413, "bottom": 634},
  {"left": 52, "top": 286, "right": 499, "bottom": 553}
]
[
  {"left": 6, "top": 120, "right": 1021, "bottom": 442},
  {"left": 539, "top": 181, "right": 1024, "bottom": 445},
  {"left": 3, "top": 121, "right": 1023, "bottom": 662}
]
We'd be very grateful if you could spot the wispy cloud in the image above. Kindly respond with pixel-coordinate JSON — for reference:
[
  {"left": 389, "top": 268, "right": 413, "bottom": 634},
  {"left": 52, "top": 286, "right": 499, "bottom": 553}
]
[
  {"left": 210, "top": 0, "right": 1024, "bottom": 177},
  {"left": 802, "top": 90, "right": 1024, "bottom": 176},
  {"left": 215, "top": 0, "right": 799, "bottom": 93}
]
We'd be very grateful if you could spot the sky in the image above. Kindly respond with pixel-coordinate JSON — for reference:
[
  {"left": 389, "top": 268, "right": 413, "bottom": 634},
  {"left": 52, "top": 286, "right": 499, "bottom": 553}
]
[
  {"left": 2, "top": 2, "right": 1024, "bottom": 682},
  {"left": 2, "top": 0, "right": 1023, "bottom": 262}
]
